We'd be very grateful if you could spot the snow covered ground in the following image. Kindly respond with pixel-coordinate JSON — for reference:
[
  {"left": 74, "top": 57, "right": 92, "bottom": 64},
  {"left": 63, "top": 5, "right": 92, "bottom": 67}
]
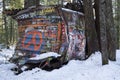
[
  {"left": 0, "top": 47, "right": 120, "bottom": 80},
  {"left": 0, "top": 46, "right": 15, "bottom": 64}
]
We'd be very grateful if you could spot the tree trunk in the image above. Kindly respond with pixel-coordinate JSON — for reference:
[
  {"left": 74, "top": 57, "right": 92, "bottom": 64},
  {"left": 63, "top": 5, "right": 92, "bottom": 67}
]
[
  {"left": 3, "top": 0, "right": 9, "bottom": 47},
  {"left": 94, "top": 0, "right": 101, "bottom": 50},
  {"left": 83, "top": 0, "right": 99, "bottom": 57},
  {"left": 116, "top": 0, "right": 120, "bottom": 49},
  {"left": 95, "top": 0, "right": 109, "bottom": 65},
  {"left": 106, "top": 0, "right": 117, "bottom": 61},
  {"left": 95, "top": 0, "right": 116, "bottom": 64},
  {"left": 10, "top": 17, "right": 13, "bottom": 43}
]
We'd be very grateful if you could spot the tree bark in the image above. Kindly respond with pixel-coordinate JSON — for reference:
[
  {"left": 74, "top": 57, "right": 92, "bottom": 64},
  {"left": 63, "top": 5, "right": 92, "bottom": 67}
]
[
  {"left": 95, "top": 0, "right": 116, "bottom": 64},
  {"left": 3, "top": 0, "right": 9, "bottom": 47},
  {"left": 94, "top": 0, "right": 101, "bottom": 50},
  {"left": 116, "top": 0, "right": 120, "bottom": 49},
  {"left": 10, "top": 17, "right": 13, "bottom": 43},
  {"left": 95, "top": 0, "right": 109, "bottom": 65},
  {"left": 106, "top": 0, "right": 117, "bottom": 61},
  {"left": 83, "top": 0, "right": 99, "bottom": 57}
]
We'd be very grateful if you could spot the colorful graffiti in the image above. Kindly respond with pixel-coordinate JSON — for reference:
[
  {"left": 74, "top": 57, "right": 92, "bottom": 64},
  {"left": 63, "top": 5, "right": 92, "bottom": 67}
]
[{"left": 21, "top": 30, "right": 42, "bottom": 52}]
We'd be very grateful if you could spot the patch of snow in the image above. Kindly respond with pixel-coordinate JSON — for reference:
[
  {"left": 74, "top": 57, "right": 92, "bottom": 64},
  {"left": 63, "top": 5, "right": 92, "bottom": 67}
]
[
  {"left": 30, "top": 52, "right": 61, "bottom": 60},
  {"left": 0, "top": 49, "right": 120, "bottom": 80},
  {"left": 0, "top": 46, "right": 15, "bottom": 64},
  {"left": 21, "top": 66, "right": 28, "bottom": 71}
]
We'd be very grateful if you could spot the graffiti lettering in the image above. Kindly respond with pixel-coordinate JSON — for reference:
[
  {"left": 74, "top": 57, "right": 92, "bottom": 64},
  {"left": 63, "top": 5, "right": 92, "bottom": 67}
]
[
  {"left": 39, "top": 7, "right": 55, "bottom": 15},
  {"left": 16, "top": 7, "right": 55, "bottom": 19}
]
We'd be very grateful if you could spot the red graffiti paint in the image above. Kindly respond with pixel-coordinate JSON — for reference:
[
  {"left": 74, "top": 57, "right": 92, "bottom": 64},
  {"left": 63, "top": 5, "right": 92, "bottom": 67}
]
[{"left": 21, "top": 30, "right": 42, "bottom": 51}]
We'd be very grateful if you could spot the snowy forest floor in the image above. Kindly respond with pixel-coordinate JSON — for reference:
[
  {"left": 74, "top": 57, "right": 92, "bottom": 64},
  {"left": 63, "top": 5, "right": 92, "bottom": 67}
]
[{"left": 0, "top": 46, "right": 120, "bottom": 80}]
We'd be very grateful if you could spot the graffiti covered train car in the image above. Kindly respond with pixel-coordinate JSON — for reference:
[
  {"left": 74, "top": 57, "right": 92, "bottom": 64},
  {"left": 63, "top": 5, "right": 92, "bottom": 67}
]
[{"left": 4, "top": 5, "right": 86, "bottom": 74}]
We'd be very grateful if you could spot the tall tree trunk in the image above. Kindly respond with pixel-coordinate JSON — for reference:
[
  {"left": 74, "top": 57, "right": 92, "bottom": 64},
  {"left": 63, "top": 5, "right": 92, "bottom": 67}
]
[
  {"left": 10, "top": 17, "right": 13, "bottom": 43},
  {"left": 106, "top": 0, "right": 117, "bottom": 61},
  {"left": 83, "top": 0, "right": 99, "bottom": 57},
  {"left": 1, "top": 13, "right": 4, "bottom": 43},
  {"left": 95, "top": 0, "right": 109, "bottom": 65},
  {"left": 94, "top": 0, "right": 101, "bottom": 50},
  {"left": 116, "top": 0, "right": 120, "bottom": 49},
  {"left": 3, "top": 0, "right": 9, "bottom": 47},
  {"left": 95, "top": 0, "right": 116, "bottom": 64}
]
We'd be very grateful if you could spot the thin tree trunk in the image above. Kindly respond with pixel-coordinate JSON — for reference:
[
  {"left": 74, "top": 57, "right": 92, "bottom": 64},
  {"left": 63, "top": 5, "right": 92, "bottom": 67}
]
[
  {"left": 116, "top": 0, "right": 120, "bottom": 49},
  {"left": 3, "top": 0, "right": 9, "bottom": 47},
  {"left": 10, "top": 17, "right": 13, "bottom": 43},
  {"left": 106, "top": 0, "right": 116, "bottom": 61},
  {"left": 100, "top": 0, "right": 109, "bottom": 65},
  {"left": 1, "top": 14, "right": 4, "bottom": 43},
  {"left": 12, "top": 20, "right": 16, "bottom": 44},
  {"left": 83, "top": 0, "right": 99, "bottom": 57},
  {"left": 13, "top": 20, "right": 17, "bottom": 44},
  {"left": 94, "top": 0, "right": 101, "bottom": 50}
]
